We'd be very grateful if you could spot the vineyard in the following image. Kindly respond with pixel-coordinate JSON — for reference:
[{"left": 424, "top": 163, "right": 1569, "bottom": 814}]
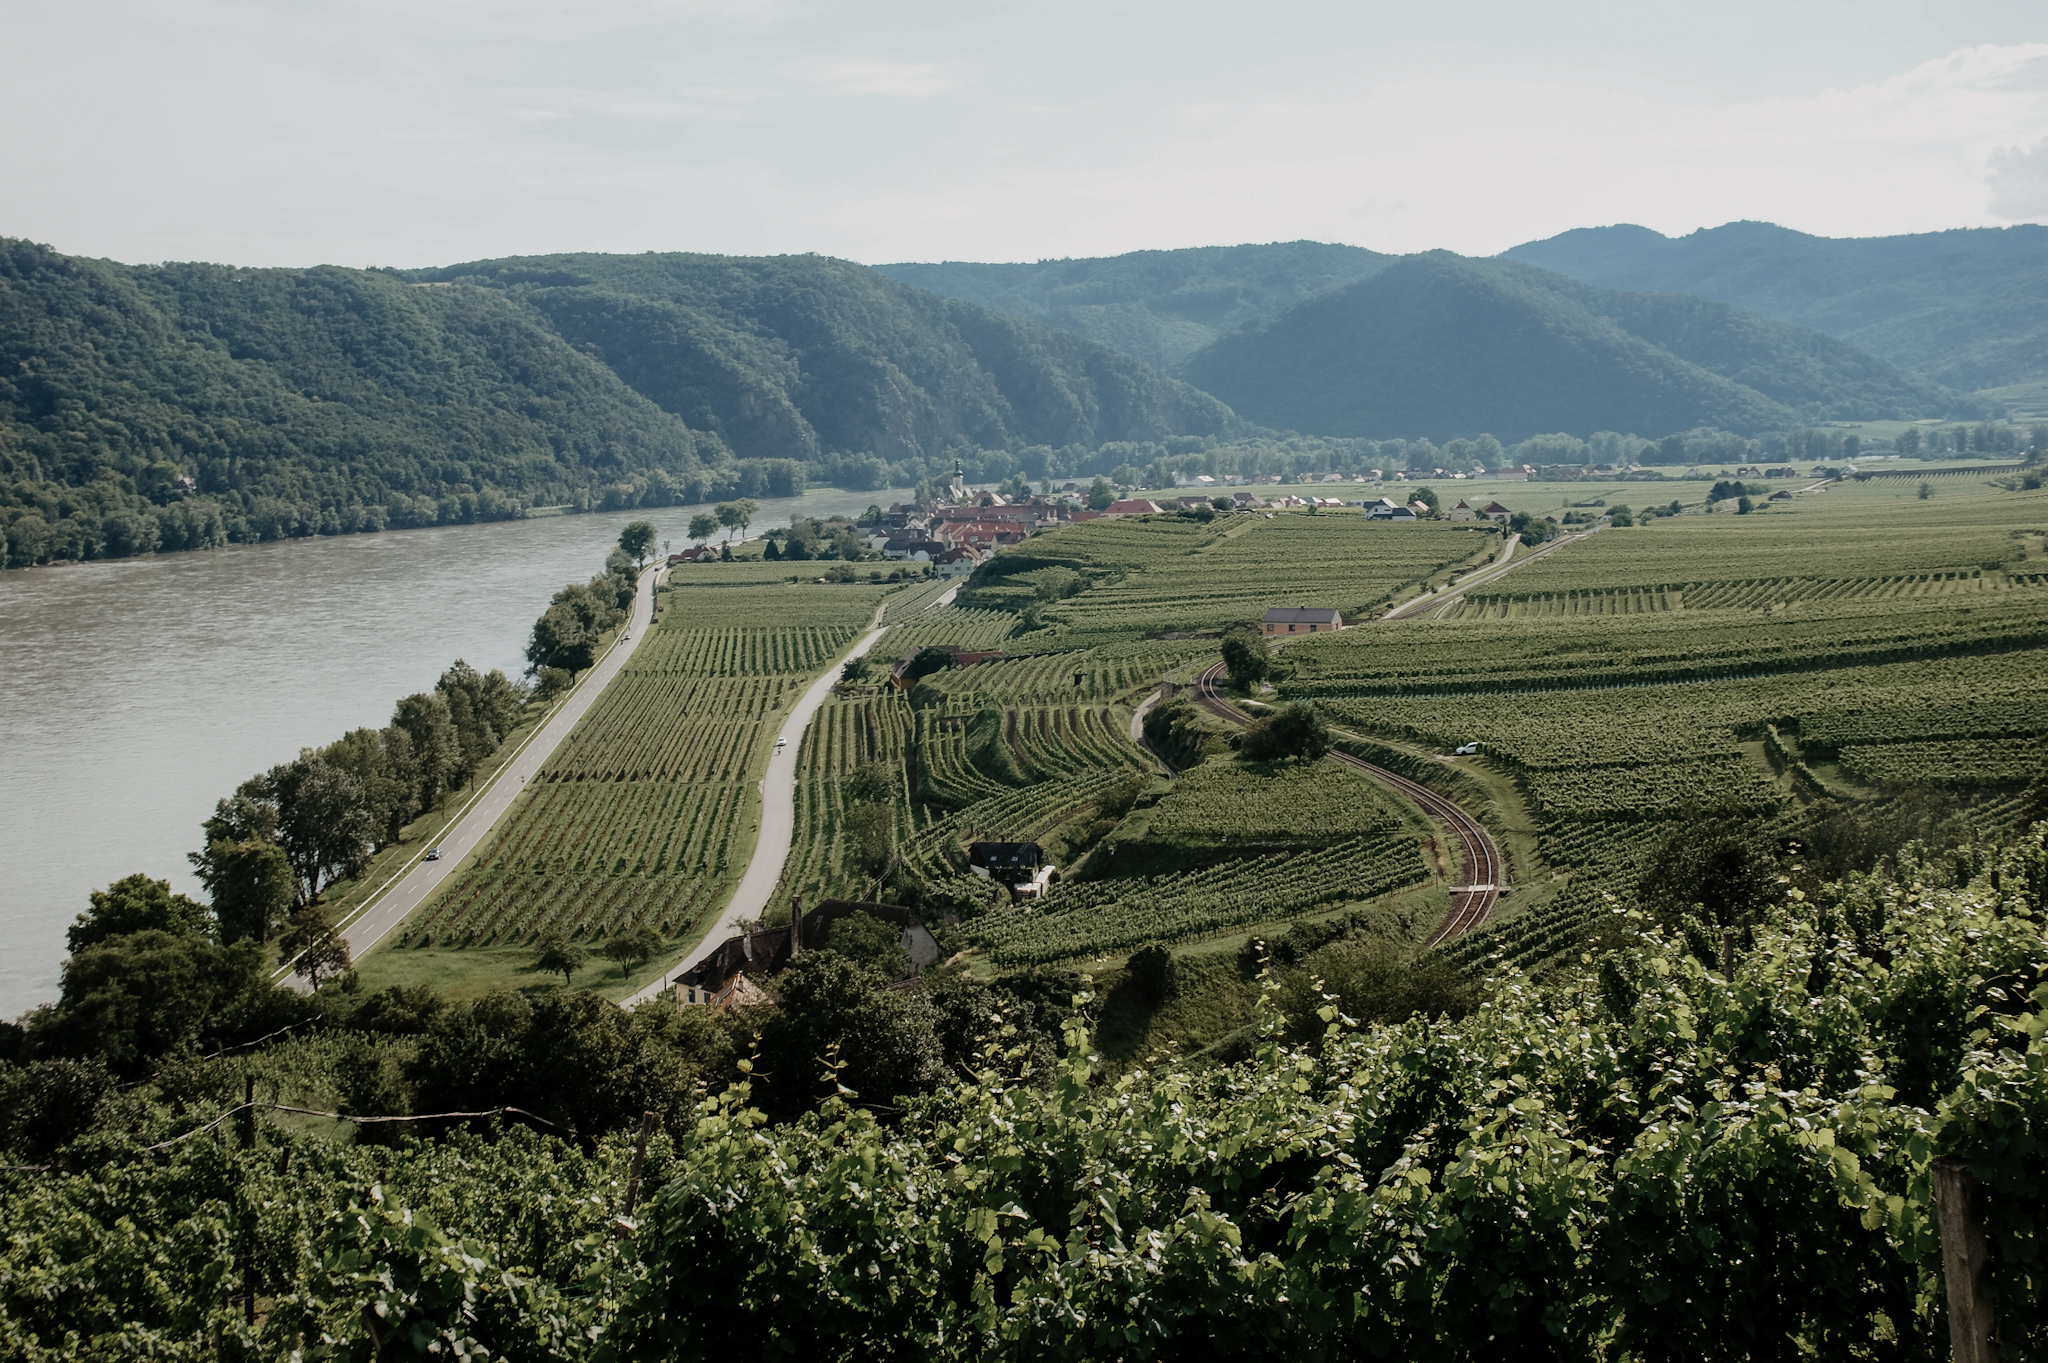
[
  {"left": 1297, "top": 480, "right": 2048, "bottom": 973},
  {"left": 967, "top": 833, "right": 1430, "bottom": 966},
  {"left": 964, "top": 512, "right": 1498, "bottom": 642},
  {"left": 392, "top": 580, "right": 898, "bottom": 954},
  {"left": 1135, "top": 758, "right": 1399, "bottom": 848}
]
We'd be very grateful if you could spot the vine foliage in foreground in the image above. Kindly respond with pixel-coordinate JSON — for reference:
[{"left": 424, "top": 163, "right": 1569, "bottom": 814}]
[{"left": 2, "top": 833, "right": 2044, "bottom": 1359}]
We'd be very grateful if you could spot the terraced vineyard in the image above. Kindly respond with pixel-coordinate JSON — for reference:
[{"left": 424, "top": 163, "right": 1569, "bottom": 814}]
[
  {"left": 968, "top": 834, "right": 1430, "bottom": 966},
  {"left": 397, "top": 579, "right": 896, "bottom": 950},
  {"left": 1298, "top": 476, "right": 2048, "bottom": 973}
]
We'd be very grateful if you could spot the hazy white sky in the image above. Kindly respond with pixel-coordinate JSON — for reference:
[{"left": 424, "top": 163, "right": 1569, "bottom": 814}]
[{"left": 3, "top": 0, "right": 2044, "bottom": 268}]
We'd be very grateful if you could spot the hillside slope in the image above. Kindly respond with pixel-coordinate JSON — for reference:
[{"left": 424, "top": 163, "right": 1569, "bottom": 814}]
[
  {"left": 419, "top": 252, "right": 1239, "bottom": 464},
  {"left": 1177, "top": 252, "right": 1954, "bottom": 442},
  {"left": 0, "top": 239, "right": 721, "bottom": 546},
  {"left": 1504, "top": 221, "right": 2048, "bottom": 390},
  {"left": 874, "top": 242, "right": 1391, "bottom": 369}
]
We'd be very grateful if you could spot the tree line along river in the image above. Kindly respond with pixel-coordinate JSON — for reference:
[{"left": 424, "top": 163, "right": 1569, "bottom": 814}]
[{"left": 0, "top": 487, "right": 910, "bottom": 1020}]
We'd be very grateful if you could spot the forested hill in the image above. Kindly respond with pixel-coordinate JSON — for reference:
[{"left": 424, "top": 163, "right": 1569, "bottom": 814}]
[
  {"left": 873, "top": 241, "right": 1392, "bottom": 369},
  {"left": 0, "top": 241, "right": 1237, "bottom": 568},
  {"left": 1503, "top": 221, "right": 2048, "bottom": 391},
  {"left": 1178, "top": 251, "right": 1958, "bottom": 443},
  {"left": 415, "top": 251, "right": 1239, "bottom": 466},
  {"left": 0, "top": 238, "right": 725, "bottom": 561}
]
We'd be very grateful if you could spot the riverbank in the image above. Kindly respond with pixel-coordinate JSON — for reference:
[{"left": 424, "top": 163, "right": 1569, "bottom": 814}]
[{"left": 0, "top": 486, "right": 912, "bottom": 1020}]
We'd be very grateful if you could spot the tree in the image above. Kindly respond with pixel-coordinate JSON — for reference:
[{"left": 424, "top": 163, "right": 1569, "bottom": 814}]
[
  {"left": 902, "top": 646, "right": 956, "bottom": 684},
  {"left": 436, "top": 661, "right": 526, "bottom": 790},
  {"left": 1412, "top": 485, "right": 1441, "bottom": 515},
  {"left": 846, "top": 802, "right": 897, "bottom": 876},
  {"left": 618, "top": 520, "right": 657, "bottom": 566},
  {"left": 525, "top": 601, "right": 597, "bottom": 678},
  {"left": 843, "top": 761, "right": 894, "bottom": 805},
  {"left": 602, "top": 927, "right": 663, "bottom": 979},
  {"left": 268, "top": 754, "right": 380, "bottom": 904},
  {"left": 755, "top": 953, "right": 948, "bottom": 1120},
  {"left": 41, "top": 930, "right": 280, "bottom": 1073},
  {"left": 1240, "top": 702, "right": 1330, "bottom": 765},
  {"left": 821, "top": 912, "right": 911, "bottom": 979},
  {"left": 531, "top": 935, "right": 587, "bottom": 988},
  {"left": 1087, "top": 478, "right": 1115, "bottom": 511},
  {"left": 1508, "top": 510, "right": 1553, "bottom": 545},
  {"left": 716, "top": 499, "right": 757, "bottom": 543},
  {"left": 1220, "top": 626, "right": 1269, "bottom": 689},
  {"left": 688, "top": 512, "right": 718, "bottom": 546},
  {"left": 322, "top": 725, "right": 418, "bottom": 843},
  {"left": 840, "top": 656, "right": 873, "bottom": 685},
  {"left": 67, "top": 873, "right": 213, "bottom": 952},
  {"left": 193, "top": 838, "right": 295, "bottom": 944},
  {"left": 277, "top": 903, "right": 353, "bottom": 990},
  {"left": 1636, "top": 819, "right": 1781, "bottom": 934}
]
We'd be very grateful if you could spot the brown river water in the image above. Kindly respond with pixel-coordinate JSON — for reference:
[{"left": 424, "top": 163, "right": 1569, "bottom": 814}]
[{"left": 0, "top": 487, "right": 907, "bottom": 1019}]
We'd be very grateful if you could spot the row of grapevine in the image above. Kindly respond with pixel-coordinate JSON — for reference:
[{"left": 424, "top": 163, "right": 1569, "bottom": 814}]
[
  {"left": 1452, "top": 570, "right": 2039, "bottom": 619},
  {"left": 1840, "top": 739, "right": 2041, "bottom": 788}
]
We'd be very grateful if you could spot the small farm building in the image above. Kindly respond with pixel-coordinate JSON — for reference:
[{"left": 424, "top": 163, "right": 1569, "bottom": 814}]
[{"left": 1262, "top": 606, "right": 1343, "bottom": 636}]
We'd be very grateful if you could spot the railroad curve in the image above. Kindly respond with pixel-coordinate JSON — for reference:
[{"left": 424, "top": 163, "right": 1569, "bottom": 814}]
[{"left": 1192, "top": 661, "right": 1502, "bottom": 948}]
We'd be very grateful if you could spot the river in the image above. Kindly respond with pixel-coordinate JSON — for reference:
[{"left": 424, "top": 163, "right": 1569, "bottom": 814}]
[{"left": 0, "top": 487, "right": 913, "bottom": 1020}]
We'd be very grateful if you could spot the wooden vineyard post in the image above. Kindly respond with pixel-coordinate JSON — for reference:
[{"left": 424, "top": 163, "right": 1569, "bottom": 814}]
[
  {"left": 1720, "top": 929, "right": 1734, "bottom": 980},
  {"left": 1932, "top": 1159, "right": 2000, "bottom": 1363},
  {"left": 622, "top": 1111, "right": 657, "bottom": 1220}
]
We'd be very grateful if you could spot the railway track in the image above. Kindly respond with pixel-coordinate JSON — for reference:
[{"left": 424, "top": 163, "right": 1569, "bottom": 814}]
[{"left": 1193, "top": 661, "right": 1502, "bottom": 948}]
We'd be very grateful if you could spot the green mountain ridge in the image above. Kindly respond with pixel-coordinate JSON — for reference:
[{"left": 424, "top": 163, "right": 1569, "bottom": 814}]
[
  {"left": 418, "top": 252, "right": 1238, "bottom": 464},
  {"left": 0, "top": 241, "right": 1239, "bottom": 566},
  {"left": 1177, "top": 251, "right": 1956, "bottom": 443},
  {"left": 1502, "top": 220, "right": 2048, "bottom": 390},
  {"left": 874, "top": 242, "right": 1392, "bottom": 370}
]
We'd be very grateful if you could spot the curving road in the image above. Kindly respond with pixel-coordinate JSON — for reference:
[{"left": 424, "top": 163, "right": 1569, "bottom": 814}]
[
  {"left": 1192, "top": 660, "right": 1503, "bottom": 947},
  {"left": 278, "top": 563, "right": 668, "bottom": 987}
]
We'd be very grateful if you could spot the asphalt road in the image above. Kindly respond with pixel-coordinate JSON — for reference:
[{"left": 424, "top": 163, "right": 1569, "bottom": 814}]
[{"left": 282, "top": 563, "right": 665, "bottom": 987}]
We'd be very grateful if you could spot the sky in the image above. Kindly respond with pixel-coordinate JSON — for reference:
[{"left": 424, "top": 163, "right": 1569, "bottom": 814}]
[{"left": 3, "top": 0, "right": 2045, "bottom": 269}]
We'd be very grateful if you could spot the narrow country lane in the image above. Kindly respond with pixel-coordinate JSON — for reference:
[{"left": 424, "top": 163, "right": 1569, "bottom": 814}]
[
  {"left": 618, "top": 582, "right": 957, "bottom": 1007},
  {"left": 1382, "top": 525, "right": 1599, "bottom": 621},
  {"left": 283, "top": 563, "right": 667, "bottom": 987}
]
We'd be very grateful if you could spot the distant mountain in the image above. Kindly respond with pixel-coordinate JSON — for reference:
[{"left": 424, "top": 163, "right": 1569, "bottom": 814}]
[
  {"left": 1, "top": 241, "right": 1238, "bottom": 567},
  {"left": 1503, "top": 221, "right": 2048, "bottom": 390},
  {"left": 418, "top": 252, "right": 1237, "bottom": 464},
  {"left": 874, "top": 242, "right": 1392, "bottom": 370},
  {"left": 1178, "top": 252, "right": 1955, "bottom": 443}
]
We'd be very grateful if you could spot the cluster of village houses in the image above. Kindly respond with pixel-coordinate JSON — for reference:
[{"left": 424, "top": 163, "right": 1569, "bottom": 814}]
[
  {"left": 674, "top": 452, "right": 1843, "bottom": 573},
  {"left": 819, "top": 463, "right": 1532, "bottom": 576}
]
